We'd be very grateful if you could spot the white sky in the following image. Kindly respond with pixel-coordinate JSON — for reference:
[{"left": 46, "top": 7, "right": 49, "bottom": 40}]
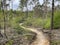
[
  {"left": 10, "top": 0, "right": 43, "bottom": 10},
  {"left": 10, "top": 0, "right": 59, "bottom": 10}
]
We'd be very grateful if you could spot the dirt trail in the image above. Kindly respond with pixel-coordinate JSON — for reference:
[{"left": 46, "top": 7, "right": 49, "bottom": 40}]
[{"left": 20, "top": 24, "right": 50, "bottom": 45}]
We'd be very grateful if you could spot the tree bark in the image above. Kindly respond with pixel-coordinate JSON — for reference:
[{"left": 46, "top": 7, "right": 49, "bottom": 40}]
[
  {"left": 50, "top": 0, "right": 54, "bottom": 45},
  {"left": 51, "top": 0, "right": 54, "bottom": 30}
]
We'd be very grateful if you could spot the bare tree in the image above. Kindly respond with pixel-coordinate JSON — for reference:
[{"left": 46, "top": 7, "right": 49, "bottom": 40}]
[{"left": 2, "top": 0, "right": 9, "bottom": 38}]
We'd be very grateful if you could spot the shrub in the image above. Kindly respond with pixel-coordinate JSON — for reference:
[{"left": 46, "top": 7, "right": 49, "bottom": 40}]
[
  {"left": 23, "top": 17, "right": 43, "bottom": 27},
  {"left": 44, "top": 10, "right": 60, "bottom": 29},
  {"left": 54, "top": 10, "right": 60, "bottom": 29},
  {"left": 44, "top": 18, "right": 50, "bottom": 29},
  {"left": 5, "top": 40, "right": 13, "bottom": 45}
]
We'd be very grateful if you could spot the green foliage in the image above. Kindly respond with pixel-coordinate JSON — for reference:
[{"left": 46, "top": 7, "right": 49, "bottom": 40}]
[
  {"left": 14, "top": 26, "right": 25, "bottom": 34},
  {"left": 9, "top": 17, "right": 19, "bottom": 28},
  {"left": 0, "top": 12, "right": 4, "bottom": 29},
  {"left": 43, "top": 18, "right": 50, "bottom": 29},
  {"left": 51, "top": 41, "right": 60, "bottom": 45},
  {"left": 0, "top": 10, "right": 60, "bottom": 29},
  {"left": 42, "top": 10, "right": 60, "bottom": 29},
  {"left": 14, "top": 25, "right": 33, "bottom": 35},
  {"left": 54, "top": 10, "right": 60, "bottom": 29},
  {"left": 5, "top": 40, "right": 13, "bottom": 45},
  {"left": 23, "top": 10, "right": 60, "bottom": 29},
  {"left": 23, "top": 17, "right": 43, "bottom": 27}
]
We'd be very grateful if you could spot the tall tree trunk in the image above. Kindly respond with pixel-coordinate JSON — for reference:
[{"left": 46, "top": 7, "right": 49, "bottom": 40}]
[
  {"left": 50, "top": 0, "right": 54, "bottom": 45},
  {"left": 3, "top": 0, "right": 8, "bottom": 38},
  {"left": 26, "top": 3, "right": 28, "bottom": 18},
  {"left": 51, "top": 0, "right": 54, "bottom": 30}
]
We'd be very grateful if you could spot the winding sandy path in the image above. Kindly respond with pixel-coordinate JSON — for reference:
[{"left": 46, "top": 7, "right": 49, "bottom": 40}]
[{"left": 20, "top": 24, "right": 50, "bottom": 45}]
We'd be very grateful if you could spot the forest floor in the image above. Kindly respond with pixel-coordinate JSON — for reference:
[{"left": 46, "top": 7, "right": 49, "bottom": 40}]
[{"left": 20, "top": 23, "right": 50, "bottom": 45}]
